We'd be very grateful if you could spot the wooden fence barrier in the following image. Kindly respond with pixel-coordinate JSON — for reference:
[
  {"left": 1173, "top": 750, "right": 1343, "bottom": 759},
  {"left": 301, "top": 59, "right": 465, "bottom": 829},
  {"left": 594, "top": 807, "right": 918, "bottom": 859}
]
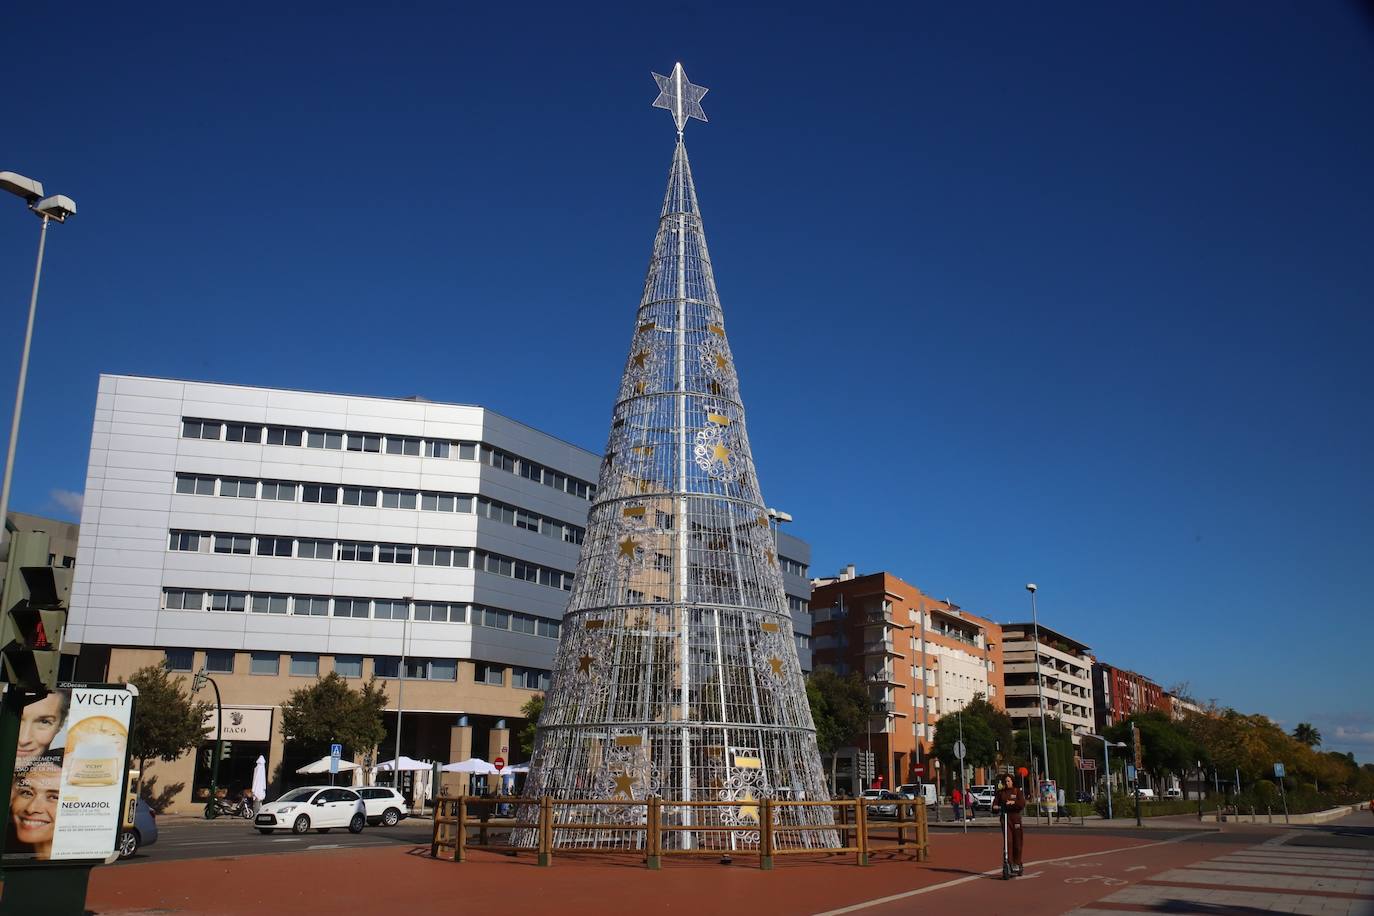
[{"left": 431, "top": 796, "right": 930, "bottom": 869}]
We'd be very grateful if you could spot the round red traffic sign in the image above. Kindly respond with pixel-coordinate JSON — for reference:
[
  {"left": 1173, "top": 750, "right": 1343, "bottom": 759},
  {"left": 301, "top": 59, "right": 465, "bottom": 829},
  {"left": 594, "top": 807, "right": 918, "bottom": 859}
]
[
  {"left": 910, "top": 764, "right": 926, "bottom": 776},
  {"left": 493, "top": 757, "right": 505, "bottom": 771}
]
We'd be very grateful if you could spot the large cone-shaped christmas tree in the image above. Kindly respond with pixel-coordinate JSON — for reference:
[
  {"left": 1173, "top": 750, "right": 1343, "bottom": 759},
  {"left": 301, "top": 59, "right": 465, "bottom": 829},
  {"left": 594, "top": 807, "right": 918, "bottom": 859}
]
[{"left": 522, "top": 64, "right": 833, "bottom": 851}]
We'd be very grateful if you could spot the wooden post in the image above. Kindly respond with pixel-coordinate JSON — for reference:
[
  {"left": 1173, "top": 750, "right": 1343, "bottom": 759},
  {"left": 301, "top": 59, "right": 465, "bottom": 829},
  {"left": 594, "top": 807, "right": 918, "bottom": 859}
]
[
  {"left": 895, "top": 798, "right": 907, "bottom": 848},
  {"left": 430, "top": 797, "right": 442, "bottom": 858},
  {"left": 838, "top": 800, "right": 850, "bottom": 852},
  {"left": 760, "top": 799, "right": 774, "bottom": 870},
  {"left": 646, "top": 797, "right": 662, "bottom": 869},
  {"left": 538, "top": 795, "right": 553, "bottom": 867},
  {"left": 917, "top": 798, "right": 930, "bottom": 861},
  {"left": 856, "top": 799, "right": 869, "bottom": 866},
  {"left": 456, "top": 796, "right": 467, "bottom": 863}
]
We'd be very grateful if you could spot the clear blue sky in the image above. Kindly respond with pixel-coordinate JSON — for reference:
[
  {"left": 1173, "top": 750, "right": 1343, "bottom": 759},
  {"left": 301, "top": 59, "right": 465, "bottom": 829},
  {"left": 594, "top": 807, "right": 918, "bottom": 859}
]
[{"left": 3, "top": 3, "right": 1371, "bottom": 758}]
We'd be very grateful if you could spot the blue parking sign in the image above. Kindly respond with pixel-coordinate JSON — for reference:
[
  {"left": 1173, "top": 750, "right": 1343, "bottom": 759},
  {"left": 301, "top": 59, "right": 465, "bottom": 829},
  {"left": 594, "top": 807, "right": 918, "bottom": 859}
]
[{"left": 331, "top": 743, "right": 342, "bottom": 775}]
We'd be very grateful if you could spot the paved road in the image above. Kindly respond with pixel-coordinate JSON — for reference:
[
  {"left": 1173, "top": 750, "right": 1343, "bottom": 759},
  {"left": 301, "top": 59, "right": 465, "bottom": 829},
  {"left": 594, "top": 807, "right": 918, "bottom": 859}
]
[
  {"left": 845, "top": 811, "right": 1374, "bottom": 915},
  {"left": 121, "top": 815, "right": 435, "bottom": 864},
  {"left": 90, "top": 810, "right": 1374, "bottom": 915}
]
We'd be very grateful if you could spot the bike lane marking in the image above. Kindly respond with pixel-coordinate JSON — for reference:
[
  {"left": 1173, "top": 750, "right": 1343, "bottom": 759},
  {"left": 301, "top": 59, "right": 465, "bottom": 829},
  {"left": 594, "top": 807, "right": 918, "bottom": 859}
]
[{"left": 812, "top": 834, "right": 1197, "bottom": 916}]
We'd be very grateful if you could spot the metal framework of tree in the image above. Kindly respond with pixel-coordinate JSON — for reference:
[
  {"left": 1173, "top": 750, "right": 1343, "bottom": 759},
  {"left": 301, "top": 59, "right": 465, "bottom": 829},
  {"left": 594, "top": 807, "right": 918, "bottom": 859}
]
[{"left": 520, "top": 63, "right": 833, "bottom": 851}]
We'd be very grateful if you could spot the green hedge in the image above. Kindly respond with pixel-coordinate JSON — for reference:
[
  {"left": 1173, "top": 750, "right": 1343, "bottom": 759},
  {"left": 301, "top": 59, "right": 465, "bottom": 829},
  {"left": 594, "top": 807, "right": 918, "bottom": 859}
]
[{"left": 1093, "top": 795, "right": 1218, "bottom": 819}]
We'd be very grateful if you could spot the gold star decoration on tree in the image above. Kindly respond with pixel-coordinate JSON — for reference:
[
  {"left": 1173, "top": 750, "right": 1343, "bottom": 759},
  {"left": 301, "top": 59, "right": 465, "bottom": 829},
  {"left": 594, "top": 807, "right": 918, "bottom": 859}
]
[
  {"left": 618, "top": 536, "right": 639, "bottom": 558},
  {"left": 738, "top": 791, "right": 759, "bottom": 822},
  {"left": 632, "top": 350, "right": 649, "bottom": 368},
  {"left": 612, "top": 773, "right": 636, "bottom": 797},
  {"left": 768, "top": 656, "right": 783, "bottom": 677},
  {"left": 714, "top": 353, "right": 729, "bottom": 370},
  {"left": 713, "top": 443, "right": 731, "bottom": 463},
  {"left": 578, "top": 655, "right": 594, "bottom": 674}
]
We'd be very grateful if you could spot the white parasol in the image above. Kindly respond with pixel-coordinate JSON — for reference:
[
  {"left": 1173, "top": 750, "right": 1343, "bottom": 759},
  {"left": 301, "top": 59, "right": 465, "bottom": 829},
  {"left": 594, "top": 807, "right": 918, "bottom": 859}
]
[
  {"left": 251, "top": 754, "right": 268, "bottom": 804},
  {"left": 440, "top": 757, "right": 499, "bottom": 775},
  {"left": 296, "top": 755, "right": 362, "bottom": 775}
]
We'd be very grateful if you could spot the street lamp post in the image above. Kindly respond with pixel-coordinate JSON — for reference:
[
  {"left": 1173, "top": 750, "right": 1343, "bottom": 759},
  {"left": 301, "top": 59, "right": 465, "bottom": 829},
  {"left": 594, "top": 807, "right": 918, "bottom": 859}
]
[
  {"left": 1026, "top": 584, "right": 1052, "bottom": 825},
  {"left": 956, "top": 698, "right": 967, "bottom": 835},
  {"left": 1131, "top": 721, "right": 1143, "bottom": 827},
  {"left": 192, "top": 668, "right": 223, "bottom": 818},
  {"left": 392, "top": 597, "right": 411, "bottom": 792},
  {"left": 1084, "top": 734, "right": 1126, "bottom": 820},
  {"left": 0, "top": 172, "right": 76, "bottom": 550}
]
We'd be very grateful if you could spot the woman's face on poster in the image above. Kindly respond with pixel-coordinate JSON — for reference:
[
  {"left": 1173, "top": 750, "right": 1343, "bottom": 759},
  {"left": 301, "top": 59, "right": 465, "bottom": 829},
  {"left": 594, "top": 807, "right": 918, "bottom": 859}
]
[
  {"left": 17, "top": 693, "right": 65, "bottom": 761},
  {"left": 12, "top": 765, "right": 61, "bottom": 848}
]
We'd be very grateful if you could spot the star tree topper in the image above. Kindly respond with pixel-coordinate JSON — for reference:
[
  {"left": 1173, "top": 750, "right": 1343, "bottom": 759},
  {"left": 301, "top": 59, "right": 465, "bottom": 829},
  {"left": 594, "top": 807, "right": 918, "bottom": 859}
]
[{"left": 652, "top": 62, "right": 708, "bottom": 132}]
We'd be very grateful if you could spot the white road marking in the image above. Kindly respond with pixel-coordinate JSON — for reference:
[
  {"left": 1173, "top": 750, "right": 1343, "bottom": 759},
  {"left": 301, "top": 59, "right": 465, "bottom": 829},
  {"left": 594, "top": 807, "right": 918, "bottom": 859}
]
[
  {"left": 811, "top": 834, "right": 1194, "bottom": 916},
  {"left": 167, "top": 840, "right": 239, "bottom": 847},
  {"left": 1124, "top": 866, "right": 1147, "bottom": 872}
]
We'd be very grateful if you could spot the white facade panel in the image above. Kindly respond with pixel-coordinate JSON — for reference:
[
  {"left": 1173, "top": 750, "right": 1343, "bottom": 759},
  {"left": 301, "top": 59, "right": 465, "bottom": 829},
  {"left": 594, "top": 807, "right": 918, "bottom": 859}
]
[{"left": 69, "top": 375, "right": 807, "bottom": 709}]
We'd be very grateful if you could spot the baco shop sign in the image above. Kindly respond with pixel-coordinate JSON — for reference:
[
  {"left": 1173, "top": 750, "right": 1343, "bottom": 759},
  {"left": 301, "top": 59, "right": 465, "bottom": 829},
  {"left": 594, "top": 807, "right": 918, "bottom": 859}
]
[{"left": 202, "top": 707, "right": 273, "bottom": 742}]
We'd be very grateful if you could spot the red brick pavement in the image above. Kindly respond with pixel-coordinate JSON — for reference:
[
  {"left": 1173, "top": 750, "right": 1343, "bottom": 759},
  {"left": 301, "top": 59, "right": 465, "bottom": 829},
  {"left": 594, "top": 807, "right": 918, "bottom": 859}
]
[{"left": 77, "top": 829, "right": 1236, "bottom": 915}]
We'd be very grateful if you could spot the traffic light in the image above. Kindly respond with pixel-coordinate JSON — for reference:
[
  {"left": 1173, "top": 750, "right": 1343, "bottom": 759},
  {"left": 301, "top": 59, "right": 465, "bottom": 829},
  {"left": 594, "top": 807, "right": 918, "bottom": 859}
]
[
  {"left": 858, "top": 750, "right": 875, "bottom": 785},
  {"left": 1, "top": 529, "right": 71, "bottom": 690}
]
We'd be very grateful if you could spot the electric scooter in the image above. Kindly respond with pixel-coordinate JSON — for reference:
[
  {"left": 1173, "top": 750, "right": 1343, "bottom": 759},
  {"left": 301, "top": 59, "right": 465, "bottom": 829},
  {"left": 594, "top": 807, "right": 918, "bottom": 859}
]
[{"left": 1000, "top": 804, "right": 1013, "bottom": 880}]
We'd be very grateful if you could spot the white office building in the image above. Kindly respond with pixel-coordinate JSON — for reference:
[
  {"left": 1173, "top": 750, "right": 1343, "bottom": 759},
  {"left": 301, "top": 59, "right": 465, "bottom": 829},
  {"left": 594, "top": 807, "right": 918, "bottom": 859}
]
[{"left": 67, "top": 375, "right": 811, "bottom": 810}]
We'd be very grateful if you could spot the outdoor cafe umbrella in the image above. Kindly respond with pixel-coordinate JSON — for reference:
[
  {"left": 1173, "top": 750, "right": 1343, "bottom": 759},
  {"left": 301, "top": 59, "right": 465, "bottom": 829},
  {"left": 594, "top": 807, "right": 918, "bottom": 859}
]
[
  {"left": 251, "top": 755, "right": 268, "bottom": 807},
  {"left": 296, "top": 755, "right": 362, "bottom": 774},
  {"left": 440, "top": 757, "right": 499, "bottom": 774},
  {"left": 296, "top": 758, "right": 362, "bottom": 785},
  {"left": 372, "top": 755, "right": 432, "bottom": 773}
]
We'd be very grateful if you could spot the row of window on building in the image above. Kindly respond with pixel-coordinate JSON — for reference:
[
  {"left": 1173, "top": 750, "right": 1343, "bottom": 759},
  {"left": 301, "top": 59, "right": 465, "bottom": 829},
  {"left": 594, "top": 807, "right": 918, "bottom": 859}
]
[
  {"left": 181, "top": 418, "right": 596, "bottom": 500},
  {"left": 162, "top": 647, "right": 550, "bottom": 689},
  {"left": 162, "top": 588, "right": 562, "bottom": 636},
  {"left": 167, "top": 527, "right": 575, "bottom": 591},
  {"left": 173, "top": 473, "right": 586, "bottom": 545}
]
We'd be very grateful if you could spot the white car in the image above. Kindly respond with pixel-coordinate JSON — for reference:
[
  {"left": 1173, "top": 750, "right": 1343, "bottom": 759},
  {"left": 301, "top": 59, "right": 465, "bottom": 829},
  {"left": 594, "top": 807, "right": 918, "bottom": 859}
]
[
  {"left": 357, "top": 787, "right": 408, "bottom": 826},
  {"left": 897, "top": 783, "right": 937, "bottom": 805},
  {"left": 255, "top": 786, "right": 366, "bottom": 835},
  {"left": 967, "top": 786, "right": 996, "bottom": 811},
  {"left": 1134, "top": 787, "right": 1157, "bottom": 801}
]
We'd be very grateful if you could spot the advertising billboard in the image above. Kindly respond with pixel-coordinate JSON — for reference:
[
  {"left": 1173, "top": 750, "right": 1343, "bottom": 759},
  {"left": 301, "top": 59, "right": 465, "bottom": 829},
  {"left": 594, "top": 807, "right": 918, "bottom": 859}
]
[{"left": 5, "top": 683, "right": 138, "bottom": 866}]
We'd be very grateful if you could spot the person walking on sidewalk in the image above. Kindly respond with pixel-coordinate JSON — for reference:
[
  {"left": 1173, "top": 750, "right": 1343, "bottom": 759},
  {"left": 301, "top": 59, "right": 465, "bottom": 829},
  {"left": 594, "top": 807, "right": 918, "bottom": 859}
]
[
  {"left": 951, "top": 787, "right": 962, "bottom": 821},
  {"left": 994, "top": 774, "right": 1027, "bottom": 876}
]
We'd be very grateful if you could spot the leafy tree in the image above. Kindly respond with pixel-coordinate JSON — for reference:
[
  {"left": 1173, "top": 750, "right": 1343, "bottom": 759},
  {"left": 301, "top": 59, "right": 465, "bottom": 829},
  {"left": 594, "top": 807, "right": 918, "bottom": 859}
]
[
  {"left": 1106, "top": 711, "right": 1201, "bottom": 788},
  {"left": 933, "top": 709, "right": 996, "bottom": 775},
  {"left": 806, "top": 668, "right": 870, "bottom": 791},
  {"left": 121, "top": 665, "right": 214, "bottom": 774},
  {"left": 517, "top": 693, "right": 544, "bottom": 757},
  {"left": 279, "top": 672, "right": 388, "bottom": 757},
  {"left": 1013, "top": 719, "right": 1076, "bottom": 791},
  {"left": 1292, "top": 723, "right": 1321, "bottom": 748},
  {"left": 962, "top": 693, "right": 1013, "bottom": 761}
]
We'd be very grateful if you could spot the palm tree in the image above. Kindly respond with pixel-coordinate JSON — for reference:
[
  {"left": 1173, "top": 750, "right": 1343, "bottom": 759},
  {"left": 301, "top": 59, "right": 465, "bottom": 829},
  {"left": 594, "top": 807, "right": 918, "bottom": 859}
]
[{"left": 1292, "top": 723, "right": 1321, "bottom": 748}]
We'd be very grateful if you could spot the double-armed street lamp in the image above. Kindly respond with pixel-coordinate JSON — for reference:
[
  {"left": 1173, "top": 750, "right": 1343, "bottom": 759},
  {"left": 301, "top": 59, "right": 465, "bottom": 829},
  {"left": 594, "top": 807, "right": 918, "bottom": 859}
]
[
  {"left": 1083, "top": 733, "right": 1127, "bottom": 820},
  {"left": 192, "top": 667, "right": 224, "bottom": 818},
  {"left": 0, "top": 172, "right": 76, "bottom": 548}
]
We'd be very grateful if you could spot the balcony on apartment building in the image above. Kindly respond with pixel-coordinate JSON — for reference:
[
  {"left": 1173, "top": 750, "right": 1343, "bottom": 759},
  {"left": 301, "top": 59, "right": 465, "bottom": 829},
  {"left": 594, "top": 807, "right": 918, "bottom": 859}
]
[
  {"left": 860, "top": 635, "right": 903, "bottom": 656},
  {"left": 866, "top": 664, "right": 902, "bottom": 685}
]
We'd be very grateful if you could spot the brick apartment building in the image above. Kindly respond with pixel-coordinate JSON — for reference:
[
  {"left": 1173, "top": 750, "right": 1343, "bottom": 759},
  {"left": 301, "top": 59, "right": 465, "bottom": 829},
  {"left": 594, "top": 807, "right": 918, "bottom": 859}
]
[
  {"left": 1092, "top": 661, "right": 1169, "bottom": 733},
  {"left": 810, "top": 567, "right": 1003, "bottom": 794}
]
